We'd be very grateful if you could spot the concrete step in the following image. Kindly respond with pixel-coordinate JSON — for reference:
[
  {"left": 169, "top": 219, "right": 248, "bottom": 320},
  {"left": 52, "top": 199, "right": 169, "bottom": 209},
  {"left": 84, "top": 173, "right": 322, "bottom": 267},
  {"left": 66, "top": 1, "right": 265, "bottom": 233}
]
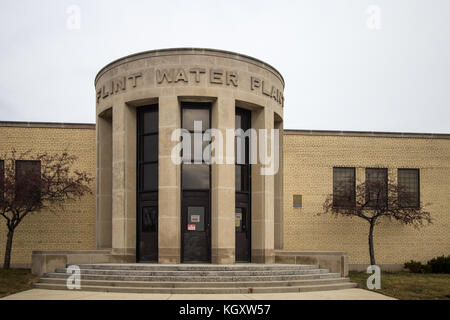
[
  {"left": 72, "top": 263, "right": 319, "bottom": 271},
  {"left": 54, "top": 268, "right": 330, "bottom": 277},
  {"left": 39, "top": 276, "right": 349, "bottom": 288},
  {"left": 35, "top": 263, "right": 356, "bottom": 294},
  {"left": 44, "top": 272, "right": 341, "bottom": 282},
  {"left": 34, "top": 282, "right": 357, "bottom": 294}
]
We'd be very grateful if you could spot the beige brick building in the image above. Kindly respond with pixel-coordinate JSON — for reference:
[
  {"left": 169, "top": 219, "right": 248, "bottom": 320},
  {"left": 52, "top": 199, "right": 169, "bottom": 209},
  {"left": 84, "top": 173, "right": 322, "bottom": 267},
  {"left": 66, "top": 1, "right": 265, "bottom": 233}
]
[
  {"left": 0, "top": 123, "right": 97, "bottom": 268},
  {"left": 0, "top": 49, "right": 448, "bottom": 272},
  {"left": 1, "top": 123, "right": 449, "bottom": 270},
  {"left": 283, "top": 130, "right": 450, "bottom": 271}
]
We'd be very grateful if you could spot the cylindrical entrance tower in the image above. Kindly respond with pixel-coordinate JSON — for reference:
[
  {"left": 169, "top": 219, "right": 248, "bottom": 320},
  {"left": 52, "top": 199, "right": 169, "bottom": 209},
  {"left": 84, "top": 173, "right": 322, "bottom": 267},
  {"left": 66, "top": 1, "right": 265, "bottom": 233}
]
[{"left": 95, "top": 48, "right": 284, "bottom": 264}]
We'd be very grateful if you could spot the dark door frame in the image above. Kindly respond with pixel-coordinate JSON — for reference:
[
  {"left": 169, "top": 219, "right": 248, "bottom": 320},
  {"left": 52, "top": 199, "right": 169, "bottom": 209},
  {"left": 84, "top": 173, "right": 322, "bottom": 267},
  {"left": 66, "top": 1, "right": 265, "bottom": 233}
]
[
  {"left": 235, "top": 107, "right": 252, "bottom": 263},
  {"left": 235, "top": 195, "right": 251, "bottom": 262},
  {"left": 180, "top": 191, "right": 211, "bottom": 262},
  {"left": 180, "top": 102, "right": 212, "bottom": 263},
  {"left": 136, "top": 105, "right": 159, "bottom": 263}
]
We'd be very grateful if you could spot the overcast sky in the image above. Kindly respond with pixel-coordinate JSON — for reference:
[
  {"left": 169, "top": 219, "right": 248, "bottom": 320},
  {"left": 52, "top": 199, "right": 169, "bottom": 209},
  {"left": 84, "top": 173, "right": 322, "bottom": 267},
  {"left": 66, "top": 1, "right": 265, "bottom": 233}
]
[{"left": 0, "top": 0, "right": 449, "bottom": 133}]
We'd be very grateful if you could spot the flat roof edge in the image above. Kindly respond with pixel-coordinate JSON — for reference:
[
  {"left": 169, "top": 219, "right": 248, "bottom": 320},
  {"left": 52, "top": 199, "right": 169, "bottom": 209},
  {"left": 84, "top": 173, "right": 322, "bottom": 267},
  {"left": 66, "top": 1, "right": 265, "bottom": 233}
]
[
  {"left": 1, "top": 122, "right": 449, "bottom": 139},
  {"left": 284, "top": 129, "right": 450, "bottom": 139},
  {"left": 0, "top": 121, "right": 96, "bottom": 129}
]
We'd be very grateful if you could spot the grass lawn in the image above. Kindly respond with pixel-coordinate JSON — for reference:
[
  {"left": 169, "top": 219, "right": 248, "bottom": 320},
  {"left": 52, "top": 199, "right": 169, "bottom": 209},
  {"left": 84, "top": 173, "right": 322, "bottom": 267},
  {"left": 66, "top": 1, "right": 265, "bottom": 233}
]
[
  {"left": 349, "top": 271, "right": 450, "bottom": 300},
  {"left": 0, "top": 268, "right": 38, "bottom": 298}
]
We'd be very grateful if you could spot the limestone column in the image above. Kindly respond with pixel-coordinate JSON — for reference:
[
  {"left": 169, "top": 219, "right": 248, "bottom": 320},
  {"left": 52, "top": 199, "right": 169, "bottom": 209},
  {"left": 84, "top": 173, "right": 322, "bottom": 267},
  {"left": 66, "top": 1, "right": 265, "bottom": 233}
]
[
  {"left": 96, "top": 112, "right": 112, "bottom": 249},
  {"left": 274, "top": 119, "right": 283, "bottom": 250},
  {"left": 251, "top": 107, "right": 275, "bottom": 263},
  {"left": 158, "top": 96, "right": 181, "bottom": 263},
  {"left": 211, "top": 96, "right": 235, "bottom": 264},
  {"left": 111, "top": 103, "right": 137, "bottom": 258}
]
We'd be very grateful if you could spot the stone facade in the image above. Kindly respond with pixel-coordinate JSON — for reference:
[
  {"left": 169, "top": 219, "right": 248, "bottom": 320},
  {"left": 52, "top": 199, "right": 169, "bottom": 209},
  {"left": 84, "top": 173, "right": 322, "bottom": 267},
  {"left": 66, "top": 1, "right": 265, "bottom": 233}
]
[{"left": 95, "top": 48, "right": 284, "bottom": 264}]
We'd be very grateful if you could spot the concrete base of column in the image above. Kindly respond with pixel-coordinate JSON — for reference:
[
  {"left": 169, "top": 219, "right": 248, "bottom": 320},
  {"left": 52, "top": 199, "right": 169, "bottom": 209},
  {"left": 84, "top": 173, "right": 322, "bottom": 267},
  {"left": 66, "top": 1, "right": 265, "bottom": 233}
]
[
  {"left": 212, "top": 248, "right": 235, "bottom": 264},
  {"left": 252, "top": 249, "right": 275, "bottom": 264},
  {"left": 111, "top": 248, "right": 136, "bottom": 257},
  {"left": 158, "top": 248, "right": 181, "bottom": 264}
]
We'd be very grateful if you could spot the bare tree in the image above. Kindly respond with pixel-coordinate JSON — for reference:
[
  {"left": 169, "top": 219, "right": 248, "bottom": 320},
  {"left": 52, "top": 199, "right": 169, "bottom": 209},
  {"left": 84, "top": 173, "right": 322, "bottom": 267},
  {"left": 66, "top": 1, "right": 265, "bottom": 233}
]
[
  {"left": 0, "top": 150, "right": 93, "bottom": 269},
  {"left": 318, "top": 177, "right": 432, "bottom": 266}
]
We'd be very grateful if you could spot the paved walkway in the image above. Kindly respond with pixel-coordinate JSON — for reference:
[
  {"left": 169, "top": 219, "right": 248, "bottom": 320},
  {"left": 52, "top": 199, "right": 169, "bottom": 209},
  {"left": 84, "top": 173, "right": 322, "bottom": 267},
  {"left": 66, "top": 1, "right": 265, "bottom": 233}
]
[{"left": 2, "top": 288, "right": 395, "bottom": 300}]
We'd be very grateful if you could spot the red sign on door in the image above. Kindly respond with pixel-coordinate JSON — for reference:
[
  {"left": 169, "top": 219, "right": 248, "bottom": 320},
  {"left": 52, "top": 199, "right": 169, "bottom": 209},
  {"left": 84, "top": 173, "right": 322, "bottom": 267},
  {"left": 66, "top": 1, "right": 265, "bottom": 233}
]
[{"left": 188, "top": 224, "right": 196, "bottom": 231}]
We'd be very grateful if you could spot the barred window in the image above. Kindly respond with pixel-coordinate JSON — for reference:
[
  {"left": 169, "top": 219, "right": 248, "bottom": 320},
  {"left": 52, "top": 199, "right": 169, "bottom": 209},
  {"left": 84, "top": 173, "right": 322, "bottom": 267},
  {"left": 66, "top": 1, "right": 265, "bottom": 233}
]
[
  {"left": 333, "top": 167, "right": 355, "bottom": 207},
  {"left": 398, "top": 169, "right": 420, "bottom": 208},
  {"left": 366, "top": 168, "right": 388, "bottom": 208},
  {"left": 15, "top": 160, "right": 41, "bottom": 202}
]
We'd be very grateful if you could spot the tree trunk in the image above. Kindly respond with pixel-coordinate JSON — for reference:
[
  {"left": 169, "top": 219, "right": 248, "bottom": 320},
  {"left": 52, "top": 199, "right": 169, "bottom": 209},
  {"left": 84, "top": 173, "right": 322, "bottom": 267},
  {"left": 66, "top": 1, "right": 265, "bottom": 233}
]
[
  {"left": 3, "top": 229, "right": 14, "bottom": 270},
  {"left": 368, "top": 221, "right": 376, "bottom": 266}
]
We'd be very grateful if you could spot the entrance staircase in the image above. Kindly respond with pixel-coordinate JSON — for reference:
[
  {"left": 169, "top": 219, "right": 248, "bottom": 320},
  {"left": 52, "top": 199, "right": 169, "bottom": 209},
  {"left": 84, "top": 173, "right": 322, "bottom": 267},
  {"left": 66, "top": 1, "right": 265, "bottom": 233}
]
[{"left": 35, "top": 263, "right": 356, "bottom": 294}]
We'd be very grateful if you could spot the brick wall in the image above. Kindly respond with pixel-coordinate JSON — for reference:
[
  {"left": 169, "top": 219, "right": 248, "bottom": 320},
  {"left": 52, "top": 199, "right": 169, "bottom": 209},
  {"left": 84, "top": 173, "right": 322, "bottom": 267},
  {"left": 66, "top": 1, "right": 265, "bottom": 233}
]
[
  {"left": 0, "top": 124, "right": 96, "bottom": 267},
  {"left": 283, "top": 131, "right": 450, "bottom": 268},
  {"left": 1, "top": 123, "right": 449, "bottom": 269}
]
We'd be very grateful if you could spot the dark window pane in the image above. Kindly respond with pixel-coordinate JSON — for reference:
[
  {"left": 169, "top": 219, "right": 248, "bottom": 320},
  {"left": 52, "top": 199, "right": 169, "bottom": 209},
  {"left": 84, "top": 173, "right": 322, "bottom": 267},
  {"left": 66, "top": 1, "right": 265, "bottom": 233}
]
[
  {"left": 182, "top": 164, "right": 210, "bottom": 190},
  {"left": 243, "top": 112, "right": 250, "bottom": 130},
  {"left": 142, "top": 206, "right": 158, "bottom": 233},
  {"left": 235, "top": 133, "right": 250, "bottom": 165},
  {"left": 235, "top": 109, "right": 251, "bottom": 165},
  {"left": 183, "top": 108, "right": 209, "bottom": 131},
  {"left": 235, "top": 165, "right": 249, "bottom": 192},
  {"left": 333, "top": 167, "right": 355, "bottom": 207},
  {"left": 398, "top": 169, "right": 419, "bottom": 207},
  {"left": 139, "top": 192, "right": 158, "bottom": 202},
  {"left": 183, "top": 133, "right": 210, "bottom": 163},
  {"left": 235, "top": 165, "right": 242, "bottom": 192},
  {"left": 366, "top": 168, "right": 388, "bottom": 207},
  {"left": 141, "top": 163, "right": 158, "bottom": 191},
  {"left": 235, "top": 109, "right": 251, "bottom": 195},
  {"left": 15, "top": 160, "right": 41, "bottom": 202},
  {"left": 142, "top": 135, "right": 158, "bottom": 162},
  {"left": 143, "top": 110, "right": 158, "bottom": 134},
  {"left": 236, "top": 111, "right": 250, "bottom": 130},
  {"left": 235, "top": 114, "right": 242, "bottom": 130}
]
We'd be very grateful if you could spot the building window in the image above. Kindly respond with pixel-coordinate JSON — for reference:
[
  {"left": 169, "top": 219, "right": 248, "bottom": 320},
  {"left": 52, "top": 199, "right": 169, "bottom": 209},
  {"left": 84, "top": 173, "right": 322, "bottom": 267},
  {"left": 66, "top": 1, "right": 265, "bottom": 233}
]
[
  {"left": 138, "top": 108, "right": 158, "bottom": 192},
  {"left": 15, "top": 160, "right": 41, "bottom": 202},
  {"left": 180, "top": 102, "right": 212, "bottom": 262},
  {"left": 182, "top": 163, "right": 210, "bottom": 190},
  {"left": 398, "top": 169, "right": 420, "bottom": 208},
  {"left": 235, "top": 108, "right": 251, "bottom": 192},
  {"left": 137, "top": 105, "right": 159, "bottom": 262},
  {"left": 365, "top": 168, "right": 388, "bottom": 208},
  {"left": 181, "top": 104, "right": 211, "bottom": 190},
  {"left": 235, "top": 165, "right": 249, "bottom": 192},
  {"left": 182, "top": 108, "right": 210, "bottom": 132},
  {"left": 0, "top": 160, "right": 4, "bottom": 201},
  {"left": 142, "top": 206, "right": 158, "bottom": 233},
  {"left": 333, "top": 167, "right": 355, "bottom": 207}
]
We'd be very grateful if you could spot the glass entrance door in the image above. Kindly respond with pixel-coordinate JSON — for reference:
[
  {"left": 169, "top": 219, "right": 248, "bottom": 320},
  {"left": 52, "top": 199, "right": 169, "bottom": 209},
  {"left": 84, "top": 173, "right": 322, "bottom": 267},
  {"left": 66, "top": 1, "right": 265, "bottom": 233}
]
[
  {"left": 138, "top": 198, "right": 158, "bottom": 261},
  {"left": 181, "top": 191, "right": 210, "bottom": 262},
  {"left": 235, "top": 200, "right": 250, "bottom": 262}
]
